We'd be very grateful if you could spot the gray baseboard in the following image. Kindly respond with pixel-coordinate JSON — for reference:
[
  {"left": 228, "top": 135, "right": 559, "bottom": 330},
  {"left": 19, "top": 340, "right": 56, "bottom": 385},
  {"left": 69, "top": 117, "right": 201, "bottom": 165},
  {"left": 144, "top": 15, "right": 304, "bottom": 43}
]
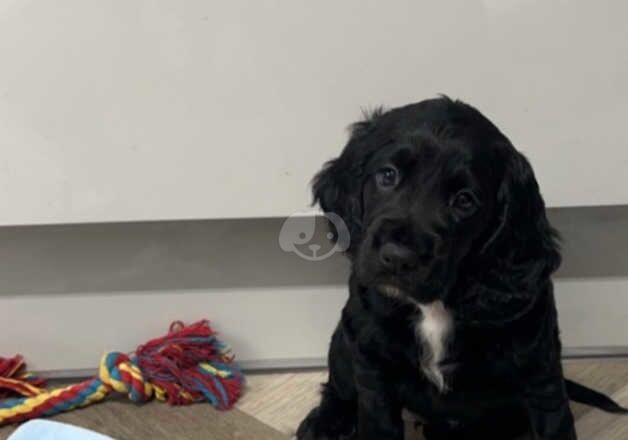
[
  {"left": 562, "top": 346, "right": 628, "bottom": 359},
  {"left": 39, "top": 348, "right": 628, "bottom": 380}
]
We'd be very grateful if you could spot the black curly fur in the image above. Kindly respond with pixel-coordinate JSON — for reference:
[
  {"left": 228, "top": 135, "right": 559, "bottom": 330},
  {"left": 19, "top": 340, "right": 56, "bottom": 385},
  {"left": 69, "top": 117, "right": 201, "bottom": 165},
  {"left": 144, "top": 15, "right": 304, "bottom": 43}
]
[{"left": 299, "top": 97, "right": 626, "bottom": 440}]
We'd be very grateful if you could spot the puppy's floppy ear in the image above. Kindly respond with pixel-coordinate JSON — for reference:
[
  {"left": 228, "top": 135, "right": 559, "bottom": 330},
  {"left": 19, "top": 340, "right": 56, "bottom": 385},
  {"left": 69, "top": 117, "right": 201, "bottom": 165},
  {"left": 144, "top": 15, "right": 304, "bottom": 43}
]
[
  {"left": 486, "top": 147, "right": 561, "bottom": 274},
  {"left": 312, "top": 109, "right": 384, "bottom": 256},
  {"left": 461, "top": 145, "right": 561, "bottom": 326},
  {"left": 312, "top": 156, "right": 363, "bottom": 254}
]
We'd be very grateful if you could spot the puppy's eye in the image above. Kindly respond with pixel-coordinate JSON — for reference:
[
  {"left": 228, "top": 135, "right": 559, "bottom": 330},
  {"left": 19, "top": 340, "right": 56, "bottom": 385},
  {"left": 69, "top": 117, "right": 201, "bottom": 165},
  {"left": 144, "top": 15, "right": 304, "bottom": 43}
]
[
  {"left": 451, "top": 190, "right": 478, "bottom": 214},
  {"left": 375, "top": 166, "right": 400, "bottom": 189}
]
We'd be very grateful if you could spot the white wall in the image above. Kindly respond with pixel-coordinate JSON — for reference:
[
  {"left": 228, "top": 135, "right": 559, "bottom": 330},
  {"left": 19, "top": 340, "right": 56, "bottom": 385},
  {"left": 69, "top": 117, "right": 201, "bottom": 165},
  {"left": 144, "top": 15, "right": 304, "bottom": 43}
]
[{"left": 1, "top": 0, "right": 627, "bottom": 226}]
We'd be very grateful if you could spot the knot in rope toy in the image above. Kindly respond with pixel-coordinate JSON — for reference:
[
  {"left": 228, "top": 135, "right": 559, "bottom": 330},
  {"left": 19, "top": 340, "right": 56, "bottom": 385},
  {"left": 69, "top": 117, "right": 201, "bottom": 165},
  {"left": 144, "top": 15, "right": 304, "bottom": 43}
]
[
  {"left": 98, "top": 352, "right": 154, "bottom": 402},
  {"left": 0, "top": 320, "right": 244, "bottom": 426}
]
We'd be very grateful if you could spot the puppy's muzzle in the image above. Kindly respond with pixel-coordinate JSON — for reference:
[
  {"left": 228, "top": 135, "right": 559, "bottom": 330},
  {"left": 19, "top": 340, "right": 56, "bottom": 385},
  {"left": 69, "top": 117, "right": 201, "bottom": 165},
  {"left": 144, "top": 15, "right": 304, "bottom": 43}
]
[
  {"left": 375, "top": 219, "right": 436, "bottom": 276},
  {"left": 379, "top": 242, "right": 418, "bottom": 272}
]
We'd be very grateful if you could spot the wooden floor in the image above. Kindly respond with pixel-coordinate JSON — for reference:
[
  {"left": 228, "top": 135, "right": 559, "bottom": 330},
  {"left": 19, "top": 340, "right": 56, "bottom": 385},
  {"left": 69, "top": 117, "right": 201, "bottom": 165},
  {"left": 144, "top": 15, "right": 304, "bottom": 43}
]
[{"left": 1, "top": 359, "right": 627, "bottom": 439}]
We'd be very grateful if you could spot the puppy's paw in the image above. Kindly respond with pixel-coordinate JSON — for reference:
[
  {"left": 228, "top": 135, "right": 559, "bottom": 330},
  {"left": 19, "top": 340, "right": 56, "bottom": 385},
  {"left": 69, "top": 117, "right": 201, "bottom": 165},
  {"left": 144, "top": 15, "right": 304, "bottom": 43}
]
[{"left": 296, "top": 406, "right": 355, "bottom": 440}]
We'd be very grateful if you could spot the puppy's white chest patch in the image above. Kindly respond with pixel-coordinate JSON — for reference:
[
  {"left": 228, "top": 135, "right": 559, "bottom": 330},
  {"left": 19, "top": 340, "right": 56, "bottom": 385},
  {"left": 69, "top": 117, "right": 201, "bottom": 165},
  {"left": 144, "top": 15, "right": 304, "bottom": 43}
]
[{"left": 415, "top": 301, "right": 453, "bottom": 392}]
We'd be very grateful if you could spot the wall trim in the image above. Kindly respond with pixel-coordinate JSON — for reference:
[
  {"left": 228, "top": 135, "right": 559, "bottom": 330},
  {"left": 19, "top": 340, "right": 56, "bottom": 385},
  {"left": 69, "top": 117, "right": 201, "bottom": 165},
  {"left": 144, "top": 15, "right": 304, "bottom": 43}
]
[{"left": 39, "top": 348, "right": 628, "bottom": 380}]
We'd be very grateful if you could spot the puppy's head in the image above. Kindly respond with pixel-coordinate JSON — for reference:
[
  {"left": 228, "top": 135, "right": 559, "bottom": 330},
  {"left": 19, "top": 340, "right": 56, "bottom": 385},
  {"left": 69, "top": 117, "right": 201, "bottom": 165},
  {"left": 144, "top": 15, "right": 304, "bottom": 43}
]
[{"left": 313, "top": 97, "right": 560, "bottom": 308}]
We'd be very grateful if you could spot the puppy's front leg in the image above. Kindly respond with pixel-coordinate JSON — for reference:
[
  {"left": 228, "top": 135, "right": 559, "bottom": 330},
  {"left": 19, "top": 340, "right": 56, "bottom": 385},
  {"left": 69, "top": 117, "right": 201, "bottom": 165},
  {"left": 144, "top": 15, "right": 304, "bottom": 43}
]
[
  {"left": 524, "top": 373, "right": 576, "bottom": 440},
  {"left": 354, "top": 365, "right": 403, "bottom": 440}
]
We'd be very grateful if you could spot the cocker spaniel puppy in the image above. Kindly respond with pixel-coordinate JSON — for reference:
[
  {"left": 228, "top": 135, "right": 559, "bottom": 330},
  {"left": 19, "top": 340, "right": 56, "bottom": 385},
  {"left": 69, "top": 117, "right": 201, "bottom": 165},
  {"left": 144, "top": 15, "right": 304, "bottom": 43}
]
[{"left": 297, "top": 97, "right": 626, "bottom": 439}]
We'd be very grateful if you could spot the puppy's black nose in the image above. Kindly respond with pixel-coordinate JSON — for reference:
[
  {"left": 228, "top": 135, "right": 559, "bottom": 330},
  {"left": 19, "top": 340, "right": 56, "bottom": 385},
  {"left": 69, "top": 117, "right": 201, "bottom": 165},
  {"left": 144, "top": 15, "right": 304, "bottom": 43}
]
[{"left": 379, "top": 242, "right": 418, "bottom": 272}]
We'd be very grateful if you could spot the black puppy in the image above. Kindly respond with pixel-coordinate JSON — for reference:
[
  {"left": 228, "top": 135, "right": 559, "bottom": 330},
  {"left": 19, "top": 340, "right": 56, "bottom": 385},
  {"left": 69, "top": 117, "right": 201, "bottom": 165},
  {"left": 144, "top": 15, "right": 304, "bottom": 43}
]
[{"left": 297, "top": 97, "right": 626, "bottom": 439}]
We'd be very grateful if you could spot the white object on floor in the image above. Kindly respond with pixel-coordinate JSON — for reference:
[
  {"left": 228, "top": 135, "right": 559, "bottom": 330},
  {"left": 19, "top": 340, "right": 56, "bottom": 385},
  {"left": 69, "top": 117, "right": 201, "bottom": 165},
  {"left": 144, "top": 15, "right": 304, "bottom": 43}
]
[{"left": 8, "top": 420, "right": 115, "bottom": 440}]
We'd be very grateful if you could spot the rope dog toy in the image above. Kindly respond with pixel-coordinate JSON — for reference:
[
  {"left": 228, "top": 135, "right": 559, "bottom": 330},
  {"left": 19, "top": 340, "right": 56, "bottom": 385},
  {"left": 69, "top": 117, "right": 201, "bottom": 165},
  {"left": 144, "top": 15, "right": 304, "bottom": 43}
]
[{"left": 0, "top": 320, "right": 244, "bottom": 426}]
